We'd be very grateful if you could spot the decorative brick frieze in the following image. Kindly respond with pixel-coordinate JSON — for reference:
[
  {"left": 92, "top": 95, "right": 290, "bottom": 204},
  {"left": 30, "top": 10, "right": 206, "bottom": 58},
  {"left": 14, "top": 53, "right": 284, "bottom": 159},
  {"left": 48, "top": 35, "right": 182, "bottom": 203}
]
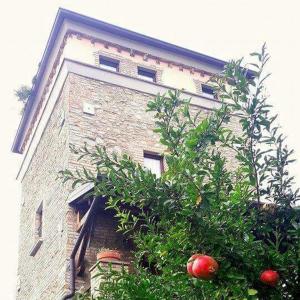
[{"left": 21, "top": 29, "right": 215, "bottom": 153}]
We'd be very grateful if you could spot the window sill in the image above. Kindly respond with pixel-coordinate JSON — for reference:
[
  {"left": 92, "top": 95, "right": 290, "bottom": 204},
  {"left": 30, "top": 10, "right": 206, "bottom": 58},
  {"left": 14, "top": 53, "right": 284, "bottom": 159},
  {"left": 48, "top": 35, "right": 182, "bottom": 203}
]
[{"left": 29, "top": 238, "right": 43, "bottom": 256}]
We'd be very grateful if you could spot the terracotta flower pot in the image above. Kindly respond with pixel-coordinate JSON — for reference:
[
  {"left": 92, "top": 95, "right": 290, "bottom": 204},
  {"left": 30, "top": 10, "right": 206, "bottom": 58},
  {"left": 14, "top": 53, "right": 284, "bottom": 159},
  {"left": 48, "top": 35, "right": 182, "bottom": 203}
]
[{"left": 97, "top": 249, "right": 122, "bottom": 261}]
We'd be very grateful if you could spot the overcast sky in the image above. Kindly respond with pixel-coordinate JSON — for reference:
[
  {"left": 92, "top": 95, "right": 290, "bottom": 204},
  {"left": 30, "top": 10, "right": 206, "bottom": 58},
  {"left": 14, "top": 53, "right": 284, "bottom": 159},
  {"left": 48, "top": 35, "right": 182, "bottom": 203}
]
[{"left": 1, "top": 0, "right": 300, "bottom": 298}]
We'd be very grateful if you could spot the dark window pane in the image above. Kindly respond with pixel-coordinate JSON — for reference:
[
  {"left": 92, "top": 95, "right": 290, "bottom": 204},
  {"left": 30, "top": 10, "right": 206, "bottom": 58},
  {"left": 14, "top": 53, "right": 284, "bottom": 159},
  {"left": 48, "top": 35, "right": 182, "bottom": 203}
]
[
  {"left": 201, "top": 84, "right": 216, "bottom": 99},
  {"left": 138, "top": 67, "right": 156, "bottom": 82},
  {"left": 202, "top": 84, "right": 214, "bottom": 94},
  {"left": 99, "top": 56, "right": 119, "bottom": 71}
]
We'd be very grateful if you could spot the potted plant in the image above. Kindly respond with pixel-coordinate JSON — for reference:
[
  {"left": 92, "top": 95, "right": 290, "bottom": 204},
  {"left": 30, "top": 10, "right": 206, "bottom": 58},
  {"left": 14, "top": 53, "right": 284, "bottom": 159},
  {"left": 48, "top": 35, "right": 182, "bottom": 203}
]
[{"left": 96, "top": 247, "right": 122, "bottom": 261}]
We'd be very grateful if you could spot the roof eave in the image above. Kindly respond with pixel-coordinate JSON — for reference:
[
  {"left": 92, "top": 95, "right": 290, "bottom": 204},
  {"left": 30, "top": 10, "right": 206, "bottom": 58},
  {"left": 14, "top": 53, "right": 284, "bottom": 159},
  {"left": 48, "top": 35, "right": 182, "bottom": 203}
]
[{"left": 11, "top": 9, "right": 65, "bottom": 153}]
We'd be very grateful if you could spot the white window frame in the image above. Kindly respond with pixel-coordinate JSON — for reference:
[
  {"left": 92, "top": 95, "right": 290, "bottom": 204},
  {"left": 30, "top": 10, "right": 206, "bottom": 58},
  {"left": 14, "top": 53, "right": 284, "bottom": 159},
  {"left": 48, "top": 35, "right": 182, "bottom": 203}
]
[{"left": 144, "top": 152, "right": 163, "bottom": 177}]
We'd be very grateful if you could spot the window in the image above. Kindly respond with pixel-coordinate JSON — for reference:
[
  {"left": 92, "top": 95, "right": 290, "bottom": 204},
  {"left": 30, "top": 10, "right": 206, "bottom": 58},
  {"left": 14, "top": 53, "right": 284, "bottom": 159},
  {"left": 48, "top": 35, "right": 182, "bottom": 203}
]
[
  {"left": 35, "top": 202, "right": 43, "bottom": 238},
  {"left": 144, "top": 152, "right": 163, "bottom": 177},
  {"left": 99, "top": 56, "right": 119, "bottom": 72},
  {"left": 30, "top": 202, "right": 44, "bottom": 256},
  {"left": 138, "top": 67, "right": 156, "bottom": 82},
  {"left": 201, "top": 84, "right": 216, "bottom": 99}
]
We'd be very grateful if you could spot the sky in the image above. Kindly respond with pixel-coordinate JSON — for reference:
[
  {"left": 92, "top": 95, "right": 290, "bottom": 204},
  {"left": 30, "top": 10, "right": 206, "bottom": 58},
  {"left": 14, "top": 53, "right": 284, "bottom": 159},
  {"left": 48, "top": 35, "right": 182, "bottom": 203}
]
[{"left": 1, "top": 0, "right": 300, "bottom": 298}]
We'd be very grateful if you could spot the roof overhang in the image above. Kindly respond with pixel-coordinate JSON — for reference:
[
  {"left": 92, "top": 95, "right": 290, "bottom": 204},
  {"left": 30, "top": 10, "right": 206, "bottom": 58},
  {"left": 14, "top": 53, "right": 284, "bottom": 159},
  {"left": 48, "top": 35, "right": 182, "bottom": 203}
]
[{"left": 68, "top": 182, "right": 94, "bottom": 206}]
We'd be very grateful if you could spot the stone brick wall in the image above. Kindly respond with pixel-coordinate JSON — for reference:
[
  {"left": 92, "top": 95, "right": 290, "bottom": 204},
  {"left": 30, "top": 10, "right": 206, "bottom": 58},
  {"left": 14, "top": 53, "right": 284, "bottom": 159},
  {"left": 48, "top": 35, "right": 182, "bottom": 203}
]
[
  {"left": 67, "top": 72, "right": 240, "bottom": 168},
  {"left": 16, "top": 78, "right": 71, "bottom": 300},
  {"left": 68, "top": 72, "right": 166, "bottom": 168},
  {"left": 17, "top": 70, "right": 241, "bottom": 299},
  {"left": 66, "top": 73, "right": 167, "bottom": 293},
  {"left": 65, "top": 73, "right": 241, "bottom": 292}
]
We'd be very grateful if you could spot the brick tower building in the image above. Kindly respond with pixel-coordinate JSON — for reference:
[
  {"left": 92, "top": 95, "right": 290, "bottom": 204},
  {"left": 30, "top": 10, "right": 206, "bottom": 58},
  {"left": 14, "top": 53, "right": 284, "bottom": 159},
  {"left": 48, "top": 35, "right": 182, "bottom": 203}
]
[{"left": 12, "top": 8, "right": 239, "bottom": 299}]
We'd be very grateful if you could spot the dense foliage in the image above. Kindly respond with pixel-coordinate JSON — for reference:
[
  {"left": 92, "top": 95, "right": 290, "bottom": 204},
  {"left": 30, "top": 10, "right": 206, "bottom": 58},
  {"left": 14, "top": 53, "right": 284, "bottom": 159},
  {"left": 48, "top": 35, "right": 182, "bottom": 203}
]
[{"left": 62, "top": 46, "right": 300, "bottom": 299}]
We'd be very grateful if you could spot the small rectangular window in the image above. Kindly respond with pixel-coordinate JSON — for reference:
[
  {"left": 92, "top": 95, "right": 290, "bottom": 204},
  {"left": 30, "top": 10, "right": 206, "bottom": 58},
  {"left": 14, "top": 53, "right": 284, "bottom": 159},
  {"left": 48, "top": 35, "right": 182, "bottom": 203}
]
[
  {"left": 201, "top": 84, "right": 216, "bottom": 99},
  {"left": 138, "top": 67, "right": 156, "bottom": 82},
  {"left": 35, "top": 202, "right": 43, "bottom": 238},
  {"left": 99, "top": 56, "right": 119, "bottom": 72},
  {"left": 30, "top": 202, "right": 44, "bottom": 256},
  {"left": 144, "top": 151, "right": 163, "bottom": 177}
]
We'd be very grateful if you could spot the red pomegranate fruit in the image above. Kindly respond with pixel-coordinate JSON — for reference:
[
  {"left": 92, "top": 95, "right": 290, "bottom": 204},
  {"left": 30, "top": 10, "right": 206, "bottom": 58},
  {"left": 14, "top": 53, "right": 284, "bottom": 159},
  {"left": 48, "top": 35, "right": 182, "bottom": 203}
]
[
  {"left": 187, "top": 254, "right": 219, "bottom": 279},
  {"left": 260, "top": 269, "right": 279, "bottom": 287},
  {"left": 187, "top": 254, "right": 201, "bottom": 277}
]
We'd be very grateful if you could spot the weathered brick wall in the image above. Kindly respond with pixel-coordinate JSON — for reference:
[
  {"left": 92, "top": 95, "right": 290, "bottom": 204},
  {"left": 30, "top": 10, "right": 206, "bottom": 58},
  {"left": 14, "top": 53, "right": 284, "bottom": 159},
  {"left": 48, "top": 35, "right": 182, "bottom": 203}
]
[
  {"left": 66, "top": 73, "right": 167, "bottom": 292},
  {"left": 17, "top": 71, "right": 241, "bottom": 299},
  {"left": 65, "top": 73, "right": 241, "bottom": 292},
  {"left": 16, "top": 78, "right": 71, "bottom": 300},
  {"left": 67, "top": 74, "right": 166, "bottom": 173},
  {"left": 67, "top": 73, "right": 240, "bottom": 168}
]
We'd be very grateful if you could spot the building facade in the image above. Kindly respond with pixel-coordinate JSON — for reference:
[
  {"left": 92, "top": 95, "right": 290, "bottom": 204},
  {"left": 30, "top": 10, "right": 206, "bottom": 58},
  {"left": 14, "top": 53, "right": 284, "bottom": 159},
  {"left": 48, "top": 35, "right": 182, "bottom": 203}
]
[{"left": 12, "top": 9, "right": 239, "bottom": 299}]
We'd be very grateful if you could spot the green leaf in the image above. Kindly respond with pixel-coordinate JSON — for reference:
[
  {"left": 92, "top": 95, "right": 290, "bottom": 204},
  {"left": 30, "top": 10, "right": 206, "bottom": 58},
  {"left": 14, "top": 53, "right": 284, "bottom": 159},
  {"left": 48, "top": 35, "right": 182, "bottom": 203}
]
[{"left": 248, "top": 289, "right": 258, "bottom": 296}]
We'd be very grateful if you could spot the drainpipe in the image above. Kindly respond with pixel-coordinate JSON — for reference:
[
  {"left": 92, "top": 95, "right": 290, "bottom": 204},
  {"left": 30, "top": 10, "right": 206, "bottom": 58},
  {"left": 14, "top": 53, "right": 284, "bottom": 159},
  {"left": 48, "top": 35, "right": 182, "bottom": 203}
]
[{"left": 62, "top": 195, "right": 99, "bottom": 300}]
